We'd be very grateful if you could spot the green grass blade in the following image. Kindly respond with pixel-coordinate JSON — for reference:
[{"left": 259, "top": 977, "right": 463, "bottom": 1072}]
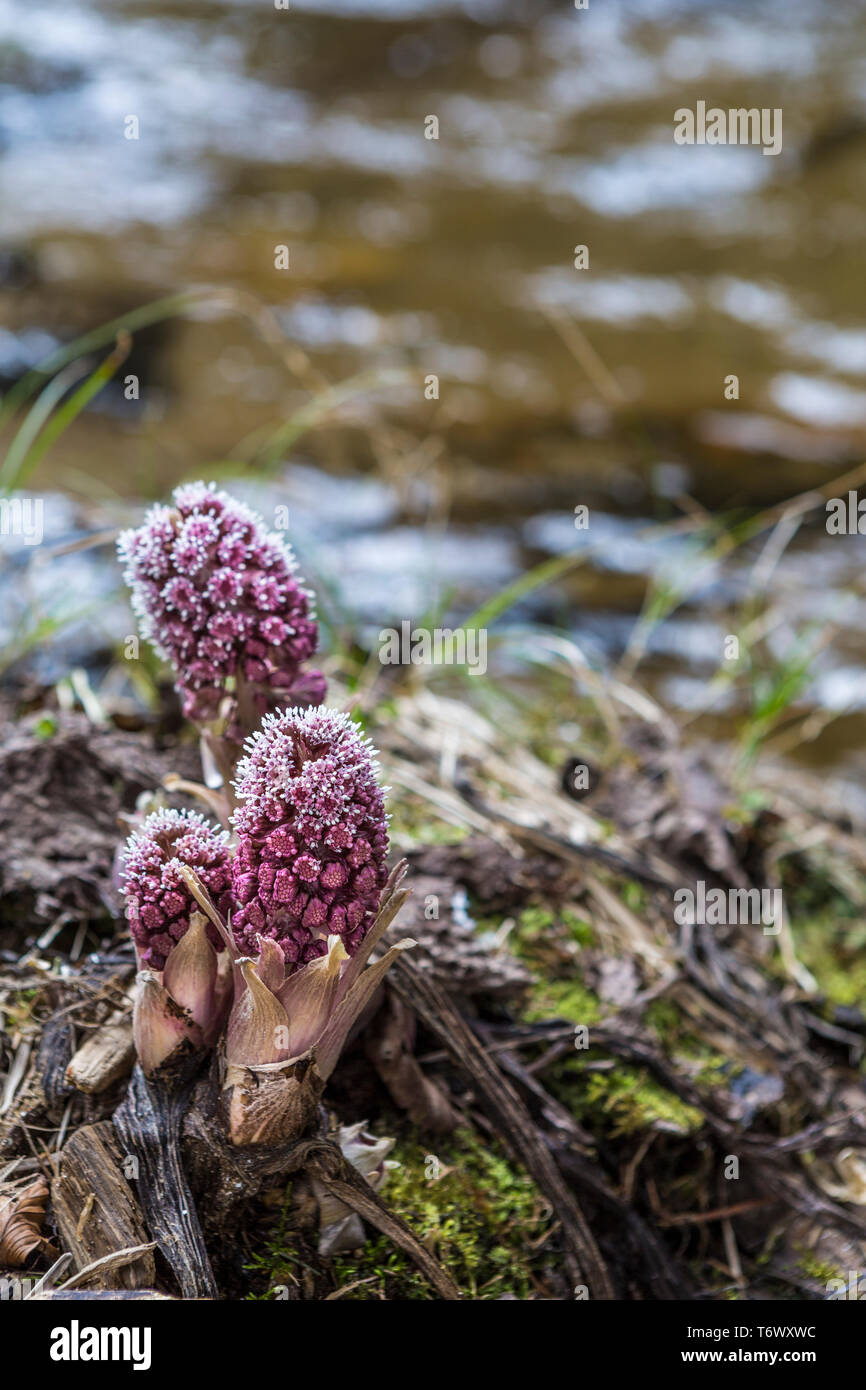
[
  {"left": 0, "top": 361, "right": 87, "bottom": 494},
  {"left": 0, "top": 290, "right": 201, "bottom": 431},
  {"left": 3, "top": 335, "right": 131, "bottom": 492},
  {"left": 462, "top": 551, "right": 586, "bottom": 635}
]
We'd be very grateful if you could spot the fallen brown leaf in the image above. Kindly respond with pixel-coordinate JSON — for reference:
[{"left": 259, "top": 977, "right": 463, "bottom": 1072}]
[{"left": 0, "top": 1175, "right": 57, "bottom": 1267}]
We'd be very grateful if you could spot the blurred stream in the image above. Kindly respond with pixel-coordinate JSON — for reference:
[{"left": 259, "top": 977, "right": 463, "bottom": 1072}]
[{"left": 1, "top": 0, "right": 865, "bottom": 780}]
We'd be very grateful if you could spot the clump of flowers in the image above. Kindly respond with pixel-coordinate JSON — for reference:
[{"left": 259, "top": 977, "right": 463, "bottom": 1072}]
[
  {"left": 121, "top": 808, "right": 232, "bottom": 971},
  {"left": 118, "top": 482, "right": 326, "bottom": 742},
  {"left": 113, "top": 485, "right": 418, "bottom": 1274},
  {"left": 230, "top": 707, "right": 390, "bottom": 966},
  {"left": 117, "top": 712, "right": 410, "bottom": 1135},
  {"left": 120, "top": 809, "right": 233, "bottom": 1076}
]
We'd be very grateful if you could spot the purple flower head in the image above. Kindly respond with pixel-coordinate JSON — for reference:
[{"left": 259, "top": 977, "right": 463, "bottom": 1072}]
[
  {"left": 118, "top": 482, "right": 326, "bottom": 738},
  {"left": 230, "top": 707, "right": 390, "bottom": 965},
  {"left": 121, "top": 808, "right": 232, "bottom": 970}
]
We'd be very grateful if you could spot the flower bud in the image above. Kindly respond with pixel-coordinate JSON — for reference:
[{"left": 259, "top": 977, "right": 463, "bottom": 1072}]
[
  {"left": 217, "top": 707, "right": 411, "bottom": 1147},
  {"left": 254, "top": 936, "right": 286, "bottom": 995},
  {"left": 120, "top": 808, "right": 231, "bottom": 971}
]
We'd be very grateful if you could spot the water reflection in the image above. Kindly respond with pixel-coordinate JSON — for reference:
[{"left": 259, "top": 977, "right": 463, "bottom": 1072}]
[{"left": 1, "top": 0, "right": 865, "bottom": 771}]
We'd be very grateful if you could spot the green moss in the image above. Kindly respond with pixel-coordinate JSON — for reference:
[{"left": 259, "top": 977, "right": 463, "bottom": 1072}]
[
  {"left": 499, "top": 903, "right": 595, "bottom": 969},
  {"left": 508, "top": 904, "right": 555, "bottom": 942},
  {"left": 328, "top": 1128, "right": 553, "bottom": 1300},
  {"left": 498, "top": 904, "right": 600, "bottom": 1024},
  {"left": 794, "top": 1250, "right": 843, "bottom": 1286},
  {"left": 6, "top": 986, "right": 39, "bottom": 1030},
  {"left": 244, "top": 1210, "right": 305, "bottom": 1301},
  {"left": 777, "top": 854, "right": 866, "bottom": 1009},
  {"left": 525, "top": 977, "right": 601, "bottom": 1026},
  {"left": 724, "top": 790, "right": 772, "bottom": 826},
  {"left": 645, "top": 998, "right": 681, "bottom": 1040},
  {"left": 621, "top": 880, "right": 647, "bottom": 914},
  {"left": 791, "top": 909, "right": 866, "bottom": 1010},
  {"left": 690, "top": 1053, "right": 734, "bottom": 1088},
  {"left": 549, "top": 1057, "right": 704, "bottom": 1137},
  {"left": 781, "top": 855, "right": 865, "bottom": 920},
  {"left": 645, "top": 1000, "right": 736, "bottom": 1087},
  {"left": 386, "top": 792, "right": 469, "bottom": 848},
  {"left": 593, "top": 817, "right": 618, "bottom": 842},
  {"left": 513, "top": 904, "right": 595, "bottom": 950}
]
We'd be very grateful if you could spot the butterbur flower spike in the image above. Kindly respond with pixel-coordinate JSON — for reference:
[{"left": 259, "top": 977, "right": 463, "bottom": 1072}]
[
  {"left": 231, "top": 706, "right": 391, "bottom": 964},
  {"left": 222, "top": 865, "right": 414, "bottom": 1146},
  {"left": 122, "top": 808, "right": 232, "bottom": 970},
  {"left": 118, "top": 482, "right": 326, "bottom": 757},
  {"left": 121, "top": 809, "right": 233, "bottom": 1077}
]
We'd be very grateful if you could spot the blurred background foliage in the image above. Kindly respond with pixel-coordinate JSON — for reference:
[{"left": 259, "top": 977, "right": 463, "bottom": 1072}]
[{"left": 1, "top": 0, "right": 865, "bottom": 791}]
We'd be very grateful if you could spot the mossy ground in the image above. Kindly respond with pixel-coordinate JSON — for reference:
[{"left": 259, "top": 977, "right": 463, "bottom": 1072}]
[
  {"left": 494, "top": 903, "right": 601, "bottom": 1024},
  {"left": 779, "top": 860, "right": 866, "bottom": 1016},
  {"left": 547, "top": 1057, "right": 704, "bottom": 1137},
  {"left": 332, "top": 1129, "right": 556, "bottom": 1300},
  {"left": 249, "top": 1126, "right": 556, "bottom": 1301},
  {"left": 791, "top": 908, "right": 866, "bottom": 1012},
  {"left": 247, "top": 852, "right": 866, "bottom": 1299},
  {"left": 500, "top": 900, "right": 723, "bottom": 1134},
  {"left": 386, "top": 790, "right": 470, "bottom": 849}
]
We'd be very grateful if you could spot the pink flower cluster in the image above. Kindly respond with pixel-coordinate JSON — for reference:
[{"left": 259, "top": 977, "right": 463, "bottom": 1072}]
[
  {"left": 230, "top": 707, "right": 389, "bottom": 965},
  {"left": 121, "top": 808, "right": 231, "bottom": 970},
  {"left": 118, "top": 482, "right": 325, "bottom": 734}
]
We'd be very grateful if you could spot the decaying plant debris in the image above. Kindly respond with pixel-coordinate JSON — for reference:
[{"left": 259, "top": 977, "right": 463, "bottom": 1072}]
[
  {"left": 0, "top": 714, "right": 201, "bottom": 943},
  {"left": 1, "top": 658, "right": 865, "bottom": 1301}
]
